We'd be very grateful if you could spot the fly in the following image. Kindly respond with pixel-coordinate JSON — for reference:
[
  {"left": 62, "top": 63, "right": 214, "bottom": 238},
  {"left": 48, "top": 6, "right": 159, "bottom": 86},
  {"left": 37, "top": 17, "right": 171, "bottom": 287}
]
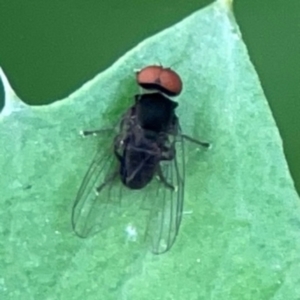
[{"left": 72, "top": 66, "right": 210, "bottom": 254}]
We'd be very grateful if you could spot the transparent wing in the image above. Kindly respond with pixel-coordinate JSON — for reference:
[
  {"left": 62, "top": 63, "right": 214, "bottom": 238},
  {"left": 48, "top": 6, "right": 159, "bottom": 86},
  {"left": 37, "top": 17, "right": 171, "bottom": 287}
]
[
  {"left": 144, "top": 134, "right": 185, "bottom": 254},
  {"left": 72, "top": 130, "right": 123, "bottom": 238},
  {"left": 72, "top": 128, "right": 187, "bottom": 254}
]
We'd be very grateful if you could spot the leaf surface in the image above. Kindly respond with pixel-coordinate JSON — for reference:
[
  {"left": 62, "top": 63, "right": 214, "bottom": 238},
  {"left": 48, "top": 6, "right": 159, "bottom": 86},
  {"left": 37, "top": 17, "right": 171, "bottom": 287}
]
[{"left": 1, "top": 0, "right": 299, "bottom": 299}]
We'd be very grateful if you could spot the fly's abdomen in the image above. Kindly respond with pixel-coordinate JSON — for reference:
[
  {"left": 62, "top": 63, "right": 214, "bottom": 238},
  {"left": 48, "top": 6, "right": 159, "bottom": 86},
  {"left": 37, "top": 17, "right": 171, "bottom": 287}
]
[{"left": 120, "top": 146, "right": 158, "bottom": 190}]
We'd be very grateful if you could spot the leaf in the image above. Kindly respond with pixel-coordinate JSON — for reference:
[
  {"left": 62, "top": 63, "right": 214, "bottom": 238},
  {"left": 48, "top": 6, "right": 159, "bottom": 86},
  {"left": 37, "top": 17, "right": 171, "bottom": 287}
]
[{"left": 1, "top": 0, "right": 300, "bottom": 299}]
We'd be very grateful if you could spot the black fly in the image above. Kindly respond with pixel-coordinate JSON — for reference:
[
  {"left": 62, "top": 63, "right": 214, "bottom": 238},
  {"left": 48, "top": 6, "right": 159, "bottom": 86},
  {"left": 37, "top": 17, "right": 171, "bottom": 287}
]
[{"left": 72, "top": 67, "right": 209, "bottom": 254}]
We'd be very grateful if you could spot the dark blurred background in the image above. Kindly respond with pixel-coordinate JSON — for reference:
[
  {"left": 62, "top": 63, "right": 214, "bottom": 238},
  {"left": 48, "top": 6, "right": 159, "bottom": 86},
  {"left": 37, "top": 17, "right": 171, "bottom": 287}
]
[{"left": 0, "top": 0, "right": 299, "bottom": 194}]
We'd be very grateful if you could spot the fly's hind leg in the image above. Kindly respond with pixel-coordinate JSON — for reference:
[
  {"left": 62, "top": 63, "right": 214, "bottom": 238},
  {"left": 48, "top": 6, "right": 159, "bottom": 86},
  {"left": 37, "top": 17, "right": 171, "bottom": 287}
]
[
  {"left": 95, "top": 171, "right": 118, "bottom": 195},
  {"left": 180, "top": 134, "right": 210, "bottom": 148},
  {"left": 157, "top": 166, "right": 175, "bottom": 191},
  {"left": 94, "top": 171, "right": 121, "bottom": 205}
]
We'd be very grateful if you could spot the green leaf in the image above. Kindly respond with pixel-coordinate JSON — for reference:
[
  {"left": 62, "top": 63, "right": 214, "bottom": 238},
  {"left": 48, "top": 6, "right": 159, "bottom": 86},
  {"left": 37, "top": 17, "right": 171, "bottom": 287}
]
[{"left": 1, "top": 0, "right": 300, "bottom": 299}]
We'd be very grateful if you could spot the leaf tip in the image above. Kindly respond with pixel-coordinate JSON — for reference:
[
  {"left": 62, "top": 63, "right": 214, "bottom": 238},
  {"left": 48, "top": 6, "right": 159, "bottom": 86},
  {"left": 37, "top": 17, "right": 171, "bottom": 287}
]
[{"left": 217, "top": 0, "right": 233, "bottom": 12}]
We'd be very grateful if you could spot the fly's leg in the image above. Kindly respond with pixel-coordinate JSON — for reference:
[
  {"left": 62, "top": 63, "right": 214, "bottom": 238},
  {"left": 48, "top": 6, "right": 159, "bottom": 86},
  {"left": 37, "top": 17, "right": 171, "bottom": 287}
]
[
  {"left": 80, "top": 128, "right": 114, "bottom": 137},
  {"left": 157, "top": 166, "right": 175, "bottom": 190},
  {"left": 95, "top": 171, "right": 119, "bottom": 195},
  {"left": 180, "top": 134, "right": 210, "bottom": 148},
  {"left": 172, "top": 120, "right": 210, "bottom": 148}
]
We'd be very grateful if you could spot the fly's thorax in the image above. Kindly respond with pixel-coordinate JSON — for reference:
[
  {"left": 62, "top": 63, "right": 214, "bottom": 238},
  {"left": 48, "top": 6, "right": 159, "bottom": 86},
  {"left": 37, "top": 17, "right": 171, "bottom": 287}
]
[{"left": 136, "top": 93, "right": 178, "bottom": 132}]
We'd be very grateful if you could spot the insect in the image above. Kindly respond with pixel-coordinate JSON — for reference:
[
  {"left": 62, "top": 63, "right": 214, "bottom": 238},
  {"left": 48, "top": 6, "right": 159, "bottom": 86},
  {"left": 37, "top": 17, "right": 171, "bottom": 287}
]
[{"left": 72, "top": 65, "right": 209, "bottom": 254}]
